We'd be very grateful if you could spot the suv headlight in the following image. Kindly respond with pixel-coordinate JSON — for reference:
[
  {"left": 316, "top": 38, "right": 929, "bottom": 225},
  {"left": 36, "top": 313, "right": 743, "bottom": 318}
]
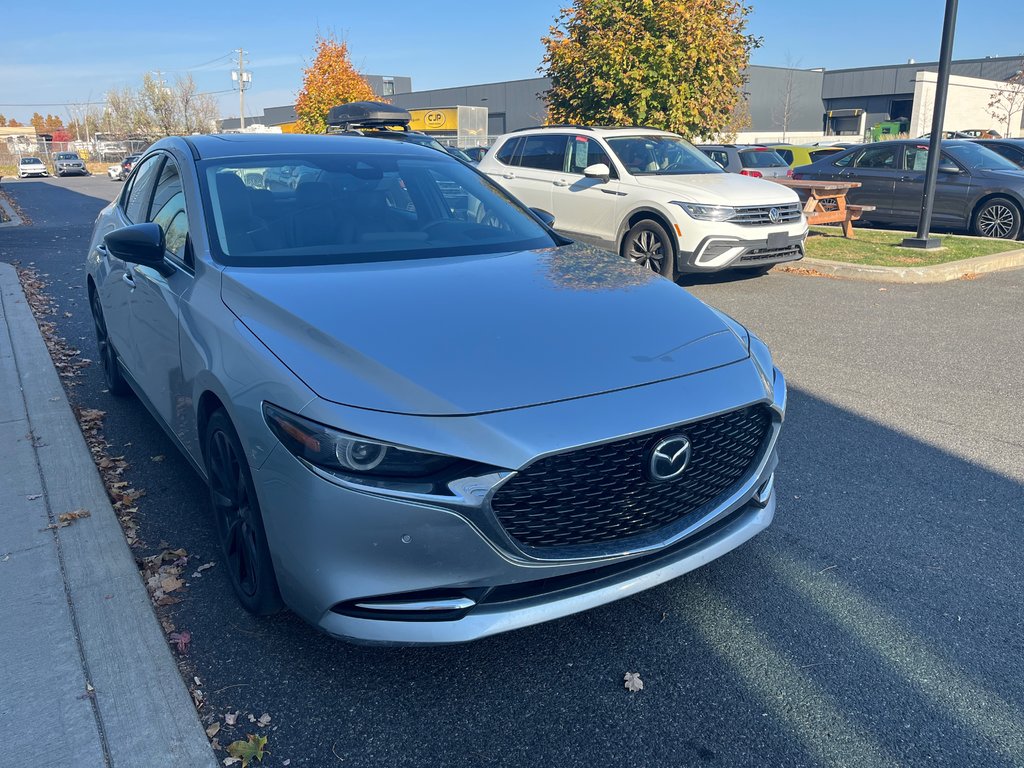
[
  {"left": 263, "top": 403, "right": 460, "bottom": 479},
  {"left": 671, "top": 202, "right": 737, "bottom": 222}
]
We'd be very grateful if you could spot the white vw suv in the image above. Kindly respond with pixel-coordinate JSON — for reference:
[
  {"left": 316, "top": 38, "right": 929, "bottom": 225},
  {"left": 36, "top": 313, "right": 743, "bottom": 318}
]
[{"left": 478, "top": 126, "right": 807, "bottom": 277}]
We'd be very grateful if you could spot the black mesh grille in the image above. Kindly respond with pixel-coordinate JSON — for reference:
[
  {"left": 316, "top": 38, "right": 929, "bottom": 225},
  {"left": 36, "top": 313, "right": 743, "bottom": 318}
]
[{"left": 491, "top": 405, "right": 772, "bottom": 549}]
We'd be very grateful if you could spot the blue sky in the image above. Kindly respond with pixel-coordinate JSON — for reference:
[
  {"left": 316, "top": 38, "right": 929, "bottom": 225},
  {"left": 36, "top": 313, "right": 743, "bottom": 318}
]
[{"left": 2, "top": 0, "right": 1021, "bottom": 123}]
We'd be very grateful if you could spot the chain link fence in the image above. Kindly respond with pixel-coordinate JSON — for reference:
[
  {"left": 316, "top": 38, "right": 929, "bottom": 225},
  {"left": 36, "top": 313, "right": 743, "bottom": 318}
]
[{"left": 1, "top": 138, "right": 150, "bottom": 176}]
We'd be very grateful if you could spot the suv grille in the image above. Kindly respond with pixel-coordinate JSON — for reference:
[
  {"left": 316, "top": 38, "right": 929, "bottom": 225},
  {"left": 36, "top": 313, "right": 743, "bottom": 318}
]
[
  {"left": 732, "top": 203, "right": 803, "bottom": 226},
  {"left": 491, "top": 405, "right": 772, "bottom": 550},
  {"left": 739, "top": 244, "right": 803, "bottom": 262}
]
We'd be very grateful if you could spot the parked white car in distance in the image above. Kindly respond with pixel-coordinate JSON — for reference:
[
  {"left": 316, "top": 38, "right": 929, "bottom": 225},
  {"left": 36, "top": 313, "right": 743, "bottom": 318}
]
[
  {"left": 478, "top": 126, "right": 808, "bottom": 277},
  {"left": 18, "top": 157, "right": 49, "bottom": 178}
]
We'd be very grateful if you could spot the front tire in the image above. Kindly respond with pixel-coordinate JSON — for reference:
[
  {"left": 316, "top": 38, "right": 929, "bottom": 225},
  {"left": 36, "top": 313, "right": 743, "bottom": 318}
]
[
  {"left": 973, "top": 197, "right": 1022, "bottom": 239},
  {"left": 622, "top": 219, "right": 676, "bottom": 279},
  {"left": 204, "top": 411, "right": 283, "bottom": 616},
  {"left": 89, "top": 287, "right": 132, "bottom": 397}
]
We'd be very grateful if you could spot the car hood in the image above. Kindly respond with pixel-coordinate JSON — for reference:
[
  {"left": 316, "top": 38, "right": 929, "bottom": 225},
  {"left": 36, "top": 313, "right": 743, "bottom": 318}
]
[
  {"left": 221, "top": 244, "right": 750, "bottom": 416},
  {"left": 633, "top": 172, "right": 799, "bottom": 205}
]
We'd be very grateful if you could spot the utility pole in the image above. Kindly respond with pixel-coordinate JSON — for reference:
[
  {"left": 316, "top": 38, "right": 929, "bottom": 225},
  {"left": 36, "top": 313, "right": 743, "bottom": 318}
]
[
  {"left": 232, "top": 49, "right": 252, "bottom": 130},
  {"left": 902, "top": 0, "right": 959, "bottom": 250}
]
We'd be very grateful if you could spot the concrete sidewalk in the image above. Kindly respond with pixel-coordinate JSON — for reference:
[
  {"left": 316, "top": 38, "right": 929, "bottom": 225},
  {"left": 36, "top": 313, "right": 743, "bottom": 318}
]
[{"left": 0, "top": 262, "right": 216, "bottom": 767}]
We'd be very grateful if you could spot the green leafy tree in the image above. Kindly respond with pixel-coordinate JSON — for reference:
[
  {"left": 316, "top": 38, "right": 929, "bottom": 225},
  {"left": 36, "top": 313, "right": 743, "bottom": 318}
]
[
  {"left": 541, "top": 0, "right": 760, "bottom": 139},
  {"left": 295, "top": 32, "right": 377, "bottom": 134}
]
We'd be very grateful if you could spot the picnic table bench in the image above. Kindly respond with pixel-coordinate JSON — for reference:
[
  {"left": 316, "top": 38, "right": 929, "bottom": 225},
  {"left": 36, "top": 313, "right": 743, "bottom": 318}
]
[{"left": 770, "top": 179, "right": 875, "bottom": 238}]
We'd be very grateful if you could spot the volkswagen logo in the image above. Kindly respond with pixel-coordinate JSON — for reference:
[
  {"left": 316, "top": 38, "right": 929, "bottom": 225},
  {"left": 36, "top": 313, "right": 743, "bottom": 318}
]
[
  {"left": 647, "top": 435, "right": 692, "bottom": 482},
  {"left": 768, "top": 207, "right": 781, "bottom": 224}
]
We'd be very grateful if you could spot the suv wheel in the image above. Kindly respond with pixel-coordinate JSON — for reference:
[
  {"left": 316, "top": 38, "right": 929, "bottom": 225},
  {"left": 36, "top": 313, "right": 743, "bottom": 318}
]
[
  {"left": 622, "top": 219, "right": 676, "bottom": 279},
  {"left": 973, "top": 197, "right": 1022, "bottom": 239}
]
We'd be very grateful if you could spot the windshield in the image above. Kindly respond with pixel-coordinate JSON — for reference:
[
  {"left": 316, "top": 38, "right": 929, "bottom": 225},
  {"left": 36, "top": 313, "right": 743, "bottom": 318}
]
[
  {"left": 945, "top": 143, "right": 1021, "bottom": 171},
  {"left": 606, "top": 135, "right": 723, "bottom": 176},
  {"left": 23, "top": 157, "right": 43, "bottom": 164},
  {"left": 739, "top": 149, "right": 788, "bottom": 168},
  {"left": 201, "top": 152, "right": 558, "bottom": 267}
]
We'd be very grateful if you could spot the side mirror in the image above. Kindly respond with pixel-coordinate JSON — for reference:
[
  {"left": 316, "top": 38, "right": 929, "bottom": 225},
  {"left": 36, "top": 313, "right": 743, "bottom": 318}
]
[
  {"left": 530, "top": 208, "right": 556, "bottom": 228},
  {"left": 583, "top": 163, "right": 611, "bottom": 181},
  {"left": 104, "top": 223, "right": 167, "bottom": 270},
  {"left": 938, "top": 163, "right": 961, "bottom": 174}
]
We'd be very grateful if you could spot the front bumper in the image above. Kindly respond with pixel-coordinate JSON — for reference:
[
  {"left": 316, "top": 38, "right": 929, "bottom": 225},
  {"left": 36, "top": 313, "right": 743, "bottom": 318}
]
[
  {"left": 252, "top": 361, "right": 787, "bottom": 645},
  {"left": 56, "top": 164, "right": 87, "bottom": 175},
  {"left": 675, "top": 223, "right": 808, "bottom": 272}
]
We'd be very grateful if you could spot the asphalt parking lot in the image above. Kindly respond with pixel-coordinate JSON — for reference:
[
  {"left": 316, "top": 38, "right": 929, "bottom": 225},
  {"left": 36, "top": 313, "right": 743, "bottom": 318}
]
[{"left": 2, "top": 174, "right": 1023, "bottom": 767}]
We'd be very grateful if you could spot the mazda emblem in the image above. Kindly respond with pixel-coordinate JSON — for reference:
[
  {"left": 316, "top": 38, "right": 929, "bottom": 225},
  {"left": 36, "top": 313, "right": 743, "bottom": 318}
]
[
  {"left": 647, "top": 435, "right": 692, "bottom": 482},
  {"left": 769, "top": 207, "right": 781, "bottom": 224}
]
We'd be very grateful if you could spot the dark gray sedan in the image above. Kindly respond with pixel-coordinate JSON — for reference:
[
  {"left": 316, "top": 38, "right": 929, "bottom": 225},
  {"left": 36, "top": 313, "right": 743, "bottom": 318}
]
[
  {"left": 85, "top": 133, "right": 786, "bottom": 644},
  {"left": 794, "top": 139, "right": 1024, "bottom": 239}
]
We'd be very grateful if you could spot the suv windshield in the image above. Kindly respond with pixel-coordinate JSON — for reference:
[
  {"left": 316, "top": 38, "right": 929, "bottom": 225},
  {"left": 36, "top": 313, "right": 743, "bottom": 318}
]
[
  {"left": 945, "top": 143, "right": 1021, "bottom": 171},
  {"left": 606, "top": 135, "right": 723, "bottom": 176},
  {"left": 201, "top": 152, "right": 558, "bottom": 267}
]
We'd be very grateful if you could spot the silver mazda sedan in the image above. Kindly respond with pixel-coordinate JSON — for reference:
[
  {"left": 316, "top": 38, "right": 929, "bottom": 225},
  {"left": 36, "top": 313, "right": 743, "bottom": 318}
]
[{"left": 86, "top": 134, "right": 786, "bottom": 644}]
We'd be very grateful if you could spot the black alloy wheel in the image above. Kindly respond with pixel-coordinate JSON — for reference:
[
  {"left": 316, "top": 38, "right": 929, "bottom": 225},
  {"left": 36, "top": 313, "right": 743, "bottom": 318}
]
[
  {"left": 204, "top": 410, "right": 283, "bottom": 615},
  {"left": 623, "top": 219, "right": 676, "bottom": 279},
  {"left": 89, "top": 287, "right": 132, "bottom": 396},
  {"left": 973, "top": 197, "right": 1022, "bottom": 240}
]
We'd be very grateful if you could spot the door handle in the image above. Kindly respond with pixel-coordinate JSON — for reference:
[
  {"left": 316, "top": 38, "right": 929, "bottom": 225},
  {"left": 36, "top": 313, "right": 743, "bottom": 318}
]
[
  {"left": 553, "top": 179, "right": 570, "bottom": 187},
  {"left": 502, "top": 173, "right": 516, "bottom": 179},
  {"left": 122, "top": 272, "right": 135, "bottom": 288}
]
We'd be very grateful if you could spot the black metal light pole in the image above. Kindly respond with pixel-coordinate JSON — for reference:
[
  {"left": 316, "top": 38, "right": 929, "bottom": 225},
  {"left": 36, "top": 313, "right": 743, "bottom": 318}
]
[{"left": 902, "top": 0, "right": 959, "bottom": 250}]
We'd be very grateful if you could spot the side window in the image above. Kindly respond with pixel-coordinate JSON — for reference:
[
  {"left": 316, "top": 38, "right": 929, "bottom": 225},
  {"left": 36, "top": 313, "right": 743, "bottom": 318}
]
[
  {"left": 991, "top": 144, "right": 1024, "bottom": 166},
  {"left": 567, "top": 136, "right": 615, "bottom": 176},
  {"left": 149, "top": 159, "right": 190, "bottom": 265},
  {"left": 518, "top": 135, "right": 570, "bottom": 172},
  {"left": 702, "top": 149, "right": 729, "bottom": 168},
  {"left": 777, "top": 149, "right": 795, "bottom": 164},
  {"left": 852, "top": 145, "right": 899, "bottom": 170},
  {"left": 122, "top": 156, "right": 163, "bottom": 223},
  {"left": 808, "top": 149, "right": 837, "bottom": 163},
  {"left": 903, "top": 145, "right": 930, "bottom": 172},
  {"left": 833, "top": 152, "right": 855, "bottom": 168},
  {"left": 494, "top": 137, "right": 522, "bottom": 166}
]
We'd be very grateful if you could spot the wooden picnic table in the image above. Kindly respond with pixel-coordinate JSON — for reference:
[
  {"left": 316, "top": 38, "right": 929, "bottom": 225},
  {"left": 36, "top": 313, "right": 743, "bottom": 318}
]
[{"left": 770, "top": 178, "right": 874, "bottom": 238}]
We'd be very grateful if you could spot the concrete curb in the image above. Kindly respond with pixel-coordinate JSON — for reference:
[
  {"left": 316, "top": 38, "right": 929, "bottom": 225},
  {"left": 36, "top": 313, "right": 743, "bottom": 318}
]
[
  {"left": 0, "top": 262, "right": 217, "bottom": 767},
  {"left": 786, "top": 249, "right": 1024, "bottom": 283},
  {"left": 0, "top": 192, "right": 24, "bottom": 228}
]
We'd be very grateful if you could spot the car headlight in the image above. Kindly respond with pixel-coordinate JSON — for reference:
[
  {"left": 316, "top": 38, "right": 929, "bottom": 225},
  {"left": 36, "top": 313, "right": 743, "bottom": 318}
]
[
  {"left": 671, "top": 202, "right": 738, "bottom": 222},
  {"left": 263, "top": 403, "right": 460, "bottom": 479}
]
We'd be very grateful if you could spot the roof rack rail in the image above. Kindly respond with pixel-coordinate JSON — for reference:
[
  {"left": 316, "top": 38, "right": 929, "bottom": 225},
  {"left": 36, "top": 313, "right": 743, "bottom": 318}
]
[{"left": 510, "top": 124, "right": 675, "bottom": 133}]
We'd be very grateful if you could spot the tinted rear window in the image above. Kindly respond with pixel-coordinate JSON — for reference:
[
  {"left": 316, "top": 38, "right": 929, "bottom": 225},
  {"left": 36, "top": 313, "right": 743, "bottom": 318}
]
[
  {"left": 809, "top": 149, "right": 842, "bottom": 163},
  {"left": 739, "top": 149, "right": 788, "bottom": 168}
]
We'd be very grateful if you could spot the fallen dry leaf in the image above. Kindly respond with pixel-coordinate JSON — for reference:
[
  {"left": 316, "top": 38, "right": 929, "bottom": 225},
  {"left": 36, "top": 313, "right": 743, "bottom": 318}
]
[
  {"left": 26, "top": 494, "right": 42, "bottom": 501},
  {"left": 169, "top": 630, "right": 191, "bottom": 653},
  {"left": 257, "top": 713, "right": 271, "bottom": 727},
  {"left": 226, "top": 734, "right": 268, "bottom": 767},
  {"left": 151, "top": 454, "right": 165, "bottom": 462},
  {"left": 161, "top": 576, "right": 184, "bottom": 593},
  {"left": 223, "top": 759, "right": 241, "bottom": 767},
  {"left": 624, "top": 672, "right": 644, "bottom": 692},
  {"left": 207, "top": 721, "right": 221, "bottom": 738},
  {"left": 224, "top": 711, "right": 239, "bottom": 726}
]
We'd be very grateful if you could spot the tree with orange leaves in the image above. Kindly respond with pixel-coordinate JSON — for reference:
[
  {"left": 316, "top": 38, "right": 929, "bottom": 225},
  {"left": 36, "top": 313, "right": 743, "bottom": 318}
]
[{"left": 295, "top": 32, "right": 377, "bottom": 134}]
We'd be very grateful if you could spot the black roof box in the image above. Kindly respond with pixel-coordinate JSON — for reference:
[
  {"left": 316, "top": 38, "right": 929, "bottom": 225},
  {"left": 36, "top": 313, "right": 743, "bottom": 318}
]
[{"left": 326, "top": 101, "right": 411, "bottom": 129}]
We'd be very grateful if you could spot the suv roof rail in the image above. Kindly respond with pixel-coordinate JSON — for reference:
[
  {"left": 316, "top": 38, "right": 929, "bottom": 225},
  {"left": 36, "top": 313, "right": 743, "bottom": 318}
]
[{"left": 509, "top": 124, "right": 674, "bottom": 133}]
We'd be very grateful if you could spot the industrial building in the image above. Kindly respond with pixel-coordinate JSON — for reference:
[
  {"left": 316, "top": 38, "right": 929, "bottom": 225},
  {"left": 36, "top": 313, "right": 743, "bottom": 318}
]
[{"left": 222, "top": 54, "right": 1024, "bottom": 142}]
